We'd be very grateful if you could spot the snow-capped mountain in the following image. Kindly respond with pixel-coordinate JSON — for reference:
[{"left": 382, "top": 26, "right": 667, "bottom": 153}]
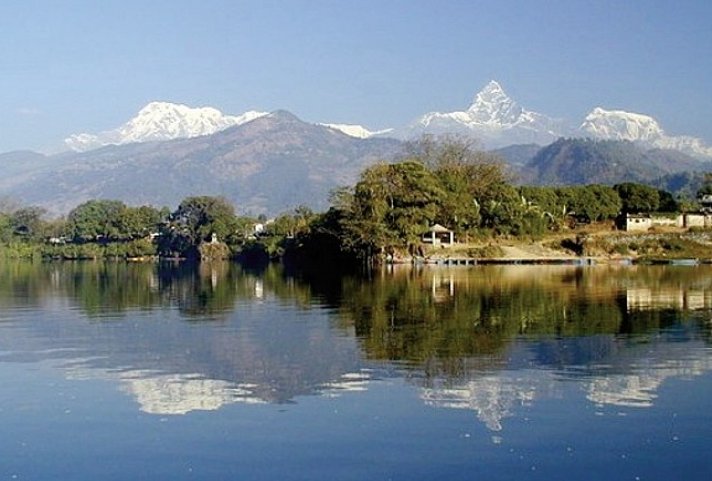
[
  {"left": 65, "top": 102, "right": 267, "bottom": 151},
  {"left": 59, "top": 82, "right": 712, "bottom": 159},
  {"left": 580, "top": 107, "right": 712, "bottom": 159},
  {"left": 318, "top": 123, "right": 393, "bottom": 139},
  {"left": 396, "top": 80, "right": 569, "bottom": 147}
]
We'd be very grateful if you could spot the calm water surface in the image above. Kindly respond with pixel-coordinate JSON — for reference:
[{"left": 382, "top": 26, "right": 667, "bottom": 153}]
[{"left": 1, "top": 261, "right": 711, "bottom": 480}]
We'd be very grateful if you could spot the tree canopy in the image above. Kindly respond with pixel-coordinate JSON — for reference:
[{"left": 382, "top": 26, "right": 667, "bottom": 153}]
[{"left": 159, "top": 196, "right": 239, "bottom": 257}]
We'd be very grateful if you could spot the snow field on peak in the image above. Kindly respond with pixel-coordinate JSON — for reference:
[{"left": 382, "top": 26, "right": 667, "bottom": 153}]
[
  {"left": 319, "top": 123, "right": 393, "bottom": 139},
  {"left": 65, "top": 102, "right": 267, "bottom": 152},
  {"left": 580, "top": 107, "right": 712, "bottom": 158}
]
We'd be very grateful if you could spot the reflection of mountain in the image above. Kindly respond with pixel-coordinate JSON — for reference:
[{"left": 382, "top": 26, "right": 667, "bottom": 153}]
[
  {"left": 67, "top": 367, "right": 266, "bottom": 414},
  {"left": 0, "top": 263, "right": 371, "bottom": 413},
  {"left": 122, "top": 373, "right": 265, "bottom": 414},
  {"left": 422, "top": 373, "right": 545, "bottom": 431},
  {"left": 421, "top": 336, "right": 712, "bottom": 431},
  {"left": 2, "top": 262, "right": 712, "bottom": 418}
]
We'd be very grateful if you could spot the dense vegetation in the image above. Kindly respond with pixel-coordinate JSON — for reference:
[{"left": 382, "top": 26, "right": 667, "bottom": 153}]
[{"left": 1, "top": 137, "right": 708, "bottom": 264}]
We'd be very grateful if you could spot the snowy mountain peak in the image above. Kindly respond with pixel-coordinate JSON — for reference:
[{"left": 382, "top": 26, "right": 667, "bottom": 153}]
[
  {"left": 467, "top": 80, "right": 524, "bottom": 126},
  {"left": 399, "top": 80, "right": 565, "bottom": 147},
  {"left": 581, "top": 107, "right": 664, "bottom": 142},
  {"left": 65, "top": 101, "right": 267, "bottom": 152},
  {"left": 580, "top": 107, "right": 712, "bottom": 158},
  {"left": 318, "top": 123, "right": 394, "bottom": 139}
]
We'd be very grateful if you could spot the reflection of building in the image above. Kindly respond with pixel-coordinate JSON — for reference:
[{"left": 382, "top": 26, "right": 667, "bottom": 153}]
[
  {"left": 626, "top": 288, "right": 712, "bottom": 311},
  {"left": 431, "top": 272, "right": 455, "bottom": 303}
]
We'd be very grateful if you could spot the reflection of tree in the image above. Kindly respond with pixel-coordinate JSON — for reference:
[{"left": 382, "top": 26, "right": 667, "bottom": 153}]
[
  {"left": 0, "top": 260, "right": 321, "bottom": 320},
  {"left": 0, "top": 260, "right": 164, "bottom": 314},
  {"left": 157, "top": 261, "right": 240, "bottom": 319},
  {"left": 63, "top": 261, "right": 165, "bottom": 316},
  {"left": 333, "top": 266, "right": 712, "bottom": 379},
  {"left": 3, "top": 261, "right": 712, "bottom": 417}
]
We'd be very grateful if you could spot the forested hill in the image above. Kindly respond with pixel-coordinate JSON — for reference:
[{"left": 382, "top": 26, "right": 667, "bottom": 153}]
[
  {"left": 502, "top": 138, "right": 709, "bottom": 187},
  {"left": 2, "top": 129, "right": 711, "bottom": 217}
]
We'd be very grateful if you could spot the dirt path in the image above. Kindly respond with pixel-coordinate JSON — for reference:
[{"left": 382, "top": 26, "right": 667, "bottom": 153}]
[{"left": 498, "top": 243, "right": 576, "bottom": 260}]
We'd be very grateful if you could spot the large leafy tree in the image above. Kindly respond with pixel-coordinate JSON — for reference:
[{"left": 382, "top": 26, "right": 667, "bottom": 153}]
[
  {"left": 67, "top": 200, "right": 126, "bottom": 241},
  {"left": 614, "top": 182, "right": 660, "bottom": 213},
  {"left": 67, "top": 200, "right": 162, "bottom": 242},
  {"left": 346, "top": 161, "right": 444, "bottom": 255},
  {"left": 565, "top": 185, "right": 622, "bottom": 222},
  {"left": 404, "top": 135, "right": 510, "bottom": 238},
  {"left": 9, "top": 206, "right": 46, "bottom": 240},
  {"left": 160, "top": 196, "right": 238, "bottom": 257}
]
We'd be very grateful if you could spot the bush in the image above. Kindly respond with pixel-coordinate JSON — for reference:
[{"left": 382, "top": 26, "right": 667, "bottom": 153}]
[
  {"left": 198, "top": 241, "right": 231, "bottom": 260},
  {"left": 0, "top": 242, "right": 42, "bottom": 259}
]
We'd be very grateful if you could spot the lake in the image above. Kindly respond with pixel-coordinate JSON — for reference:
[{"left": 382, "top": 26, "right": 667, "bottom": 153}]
[{"left": 1, "top": 261, "right": 711, "bottom": 480}]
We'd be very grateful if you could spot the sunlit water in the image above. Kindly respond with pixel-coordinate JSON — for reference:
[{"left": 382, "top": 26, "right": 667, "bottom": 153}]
[{"left": 1, "top": 261, "right": 711, "bottom": 480}]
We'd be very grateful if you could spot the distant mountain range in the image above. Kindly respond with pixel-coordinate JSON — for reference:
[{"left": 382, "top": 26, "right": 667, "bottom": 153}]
[
  {"left": 4, "top": 111, "right": 400, "bottom": 215},
  {"left": 2, "top": 81, "right": 712, "bottom": 216},
  {"left": 396, "top": 81, "right": 712, "bottom": 159},
  {"left": 65, "top": 102, "right": 268, "bottom": 152},
  {"left": 58, "top": 80, "right": 712, "bottom": 159}
]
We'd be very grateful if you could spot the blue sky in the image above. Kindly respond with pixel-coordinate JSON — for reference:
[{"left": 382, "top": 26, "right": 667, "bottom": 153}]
[{"left": 1, "top": 0, "right": 711, "bottom": 153}]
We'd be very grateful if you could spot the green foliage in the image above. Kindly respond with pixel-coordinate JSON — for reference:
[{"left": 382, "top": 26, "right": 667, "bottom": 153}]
[
  {"left": 559, "top": 184, "right": 621, "bottom": 222},
  {"left": 334, "top": 137, "right": 518, "bottom": 259},
  {"left": 9, "top": 206, "right": 46, "bottom": 240},
  {"left": 614, "top": 182, "right": 661, "bottom": 213},
  {"left": 67, "top": 200, "right": 126, "bottom": 241},
  {"left": 0, "top": 241, "right": 43, "bottom": 259},
  {"left": 267, "top": 205, "right": 316, "bottom": 238},
  {"left": 159, "top": 196, "right": 239, "bottom": 258},
  {"left": 348, "top": 161, "right": 444, "bottom": 253},
  {"left": 67, "top": 200, "right": 163, "bottom": 243},
  {"left": 0, "top": 202, "right": 62, "bottom": 245}
]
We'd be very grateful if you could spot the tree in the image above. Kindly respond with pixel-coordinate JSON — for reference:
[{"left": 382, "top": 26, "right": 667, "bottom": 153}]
[
  {"left": 403, "top": 135, "right": 510, "bottom": 238},
  {"left": 566, "top": 185, "right": 622, "bottom": 223},
  {"left": 67, "top": 200, "right": 126, "bottom": 242},
  {"left": 614, "top": 183, "right": 660, "bottom": 213},
  {"left": 344, "top": 161, "right": 444, "bottom": 256},
  {"left": 116, "top": 205, "right": 163, "bottom": 240},
  {"left": 10, "top": 206, "right": 47, "bottom": 240},
  {"left": 159, "top": 196, "right": 238, "bottom": 257}
]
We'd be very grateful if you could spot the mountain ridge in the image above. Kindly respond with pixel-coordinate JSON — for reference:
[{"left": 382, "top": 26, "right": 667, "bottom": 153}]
[
  {"left": 56, "top": 81, "right": 712, "bottom": 160},
  {"left": 8, "top": 111, "right": 401, "bottom": 215}
]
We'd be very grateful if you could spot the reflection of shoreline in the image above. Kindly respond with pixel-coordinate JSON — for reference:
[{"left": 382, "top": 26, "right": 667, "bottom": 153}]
[{"left": 420, "top": 341, "right": 712, "bottom": 432}]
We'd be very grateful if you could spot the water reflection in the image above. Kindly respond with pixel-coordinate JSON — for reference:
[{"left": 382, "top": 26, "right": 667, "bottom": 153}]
[{"left": 0, "top": 261, "right": 711, "bottom": 426}]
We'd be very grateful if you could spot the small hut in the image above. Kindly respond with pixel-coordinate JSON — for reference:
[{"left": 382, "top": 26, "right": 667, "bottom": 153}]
[{"left": 422, "top": 224, "right": 454, "bottom": 246}]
